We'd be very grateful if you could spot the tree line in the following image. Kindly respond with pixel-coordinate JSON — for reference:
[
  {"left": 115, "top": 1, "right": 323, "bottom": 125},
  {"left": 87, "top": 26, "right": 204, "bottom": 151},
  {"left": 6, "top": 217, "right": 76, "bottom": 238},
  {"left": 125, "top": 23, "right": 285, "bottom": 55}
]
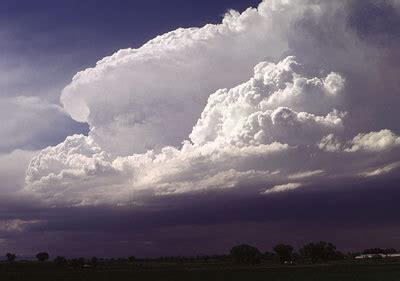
[
  {"left": 2, "top": 242, "right": 399, "bottom": 266},
  {"left": 230, "top": 243, "right": 399, "bottom": 265}
]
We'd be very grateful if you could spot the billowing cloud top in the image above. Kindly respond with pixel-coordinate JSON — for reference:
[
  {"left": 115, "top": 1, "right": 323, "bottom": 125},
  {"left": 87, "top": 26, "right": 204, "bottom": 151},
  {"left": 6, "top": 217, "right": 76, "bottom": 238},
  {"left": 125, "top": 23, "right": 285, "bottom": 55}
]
[{"left": 24, "top": 0, "right": 400, "bottom": 206}]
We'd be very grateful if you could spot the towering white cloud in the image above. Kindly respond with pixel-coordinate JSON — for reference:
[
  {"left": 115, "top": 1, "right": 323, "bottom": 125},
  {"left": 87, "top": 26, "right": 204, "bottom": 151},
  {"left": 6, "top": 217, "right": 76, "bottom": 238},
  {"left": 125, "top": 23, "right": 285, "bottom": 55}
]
[
  {"left": 24, "top": 0, "right": 400, "bottom": 205},
  {"left": 60, "top": 1, "right": 313, "bottom": 155},
  {"left": 190, "top": 56, "right": 345, "bottom": 146}
]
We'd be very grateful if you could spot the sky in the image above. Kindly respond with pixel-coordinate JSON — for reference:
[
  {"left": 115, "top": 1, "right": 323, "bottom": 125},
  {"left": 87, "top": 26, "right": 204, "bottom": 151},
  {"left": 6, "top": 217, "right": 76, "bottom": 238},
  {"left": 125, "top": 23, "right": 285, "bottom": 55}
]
[{"left": 1, "top": 0, "right": 400, "bottom": 258}]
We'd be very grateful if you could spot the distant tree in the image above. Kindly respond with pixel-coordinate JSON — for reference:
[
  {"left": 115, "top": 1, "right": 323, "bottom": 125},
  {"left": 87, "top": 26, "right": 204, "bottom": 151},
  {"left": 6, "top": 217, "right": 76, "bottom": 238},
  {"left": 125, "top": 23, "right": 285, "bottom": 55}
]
[
  {"left": 54, "top": 256, "right": 67, "bottom": 267},
  {"left": 36, "top": 252, "right": 49, "bottom": 263},
  {"left": 384, "top": 248, "right": 398, "bottom": 255},
  {"left": 70, "top": 258, "right": 85, "bottom": 269},
  {"left": 299, "top": 241, "right": 341, "bottom": 263},
  {"left": 332, "top": 251, "right": 345, "bottom": 260},
  {"left": 347, "top": 252, "right": 361, "bottom": 259},
  {"left": 292, "top": 252, "right": 302, "bottom": 262},
  {"left": 128, "top": 256, "right": 136, "bottom": 262},
  {"left": 371, "top": 254, "right": 384, "bottom": 259},
  {"left": 362, "top": 248, "right": 385, "bottom": 255},
  {"left": 5, "top": 253, "right": 16, "bottom": 263},
  {"left": 273, "top": 244, "right": 294, "bottom": 263},
  {"left": 91, "top": 257, "right": 99, "bottom": 267},
  {"left": 230, "top": 244, "right": 262, "bottom": 265},
  {"left": 262, "top": 251, "right": 275, "bottom": 261},
  {"left": 117, "top": 257, "right": 127, "bottom": 264}
]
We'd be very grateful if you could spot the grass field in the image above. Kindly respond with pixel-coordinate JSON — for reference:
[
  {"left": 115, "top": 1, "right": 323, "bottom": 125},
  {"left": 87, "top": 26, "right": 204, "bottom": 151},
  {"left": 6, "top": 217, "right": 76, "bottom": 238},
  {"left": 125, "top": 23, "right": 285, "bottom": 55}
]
[{"left": 1, "top": 262, "right": 400, "bottom": 281}]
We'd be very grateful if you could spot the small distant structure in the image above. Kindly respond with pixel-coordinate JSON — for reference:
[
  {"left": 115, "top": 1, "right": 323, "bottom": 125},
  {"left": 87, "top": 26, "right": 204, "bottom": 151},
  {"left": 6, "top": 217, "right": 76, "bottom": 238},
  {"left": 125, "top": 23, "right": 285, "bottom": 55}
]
[{"left": 355, "top": 253, "right": 400, "bottom": 259}]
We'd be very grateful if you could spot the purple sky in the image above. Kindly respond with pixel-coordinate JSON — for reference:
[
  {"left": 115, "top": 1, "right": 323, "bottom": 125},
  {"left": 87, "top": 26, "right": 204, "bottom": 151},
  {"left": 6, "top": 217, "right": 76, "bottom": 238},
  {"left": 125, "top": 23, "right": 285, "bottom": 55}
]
[{"left": 1, "top": 0, "right": 400, "bottom": 258}]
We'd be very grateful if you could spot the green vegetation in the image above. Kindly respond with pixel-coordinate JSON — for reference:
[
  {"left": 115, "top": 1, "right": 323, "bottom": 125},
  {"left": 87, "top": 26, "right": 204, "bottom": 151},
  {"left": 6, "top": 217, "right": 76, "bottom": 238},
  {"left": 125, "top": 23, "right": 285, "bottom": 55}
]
[
  {"left": 273, "top": 243, "right": 294, "bottom": 263},
  {"left": 36, "top": 252, "right": 50, "bottom": 263},
  {"left": 299, "top": 241, "right": 344, "bottom": 263},
  {"left": 5, "top": 253, "right": 16, "bottom": 264},
  {"left": 230, "top": 244, "right": 262, "bottom": 265},
  {"left": 1, "top": 260, "right": 400, "bottom": 281}
]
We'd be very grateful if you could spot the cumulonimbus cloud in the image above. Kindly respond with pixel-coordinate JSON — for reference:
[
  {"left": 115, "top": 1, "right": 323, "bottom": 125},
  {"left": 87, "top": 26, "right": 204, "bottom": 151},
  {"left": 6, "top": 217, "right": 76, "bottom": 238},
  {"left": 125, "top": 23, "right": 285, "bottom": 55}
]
[
  {"left": 24, "top": 0, "right": 400, "bottom": 206},
  {"left": 59, "top": 1, "right": 307, "bottom": 156}
]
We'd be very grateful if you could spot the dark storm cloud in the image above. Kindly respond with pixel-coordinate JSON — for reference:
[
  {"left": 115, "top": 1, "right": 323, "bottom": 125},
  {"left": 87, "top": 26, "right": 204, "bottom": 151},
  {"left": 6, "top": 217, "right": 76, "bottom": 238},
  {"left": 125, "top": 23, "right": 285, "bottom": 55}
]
[
  {"left": 30, "top": 177, "right": 400, "bottom": 233},
  {"left": 348, "top": 0, "right": 400, "bottom": 45},
  {"left": 1, "top": 175, "right": 399, "bottom": 257}
]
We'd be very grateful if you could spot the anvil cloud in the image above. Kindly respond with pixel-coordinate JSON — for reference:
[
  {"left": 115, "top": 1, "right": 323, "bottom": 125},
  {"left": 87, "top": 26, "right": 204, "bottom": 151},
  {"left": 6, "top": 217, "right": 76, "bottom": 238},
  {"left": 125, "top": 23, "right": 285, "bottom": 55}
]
[{"left": 23, "top": 0, "right": 400, "bottom": 206}]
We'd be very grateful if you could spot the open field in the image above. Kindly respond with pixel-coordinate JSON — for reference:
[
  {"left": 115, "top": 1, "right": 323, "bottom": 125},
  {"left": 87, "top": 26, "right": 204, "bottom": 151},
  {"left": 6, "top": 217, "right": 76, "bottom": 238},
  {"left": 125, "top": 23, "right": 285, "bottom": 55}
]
[{"left": 1, "top": 261, "right": 400, "bottom": 281}]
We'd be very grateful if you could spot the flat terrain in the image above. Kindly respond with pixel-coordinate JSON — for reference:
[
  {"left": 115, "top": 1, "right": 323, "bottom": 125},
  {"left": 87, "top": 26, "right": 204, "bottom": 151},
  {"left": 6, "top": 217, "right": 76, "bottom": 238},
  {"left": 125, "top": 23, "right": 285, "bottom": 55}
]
[{"left": 1, "top": 261, "right": 400, "bottom": 281}]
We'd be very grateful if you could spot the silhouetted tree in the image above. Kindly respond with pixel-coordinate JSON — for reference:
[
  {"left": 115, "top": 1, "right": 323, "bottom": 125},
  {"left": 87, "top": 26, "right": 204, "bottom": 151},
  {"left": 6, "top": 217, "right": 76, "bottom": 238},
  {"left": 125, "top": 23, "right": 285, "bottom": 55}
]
[
  {"left": 362, "top": 248, "right": 385, "bottom": 255},
  {"left": 36, "top": 252, "right": 49, "bottom": 263},
  {"left": 300, "top": 241, "right": 341, "bottom": 263},
  {"left": 116, "top": 257, "right": 127, "bottom": 265},
  {"left": 273, "top": 244, "right": 294, "bottom": 263},
  {"left": 128, "top": 256, "right": 136, "bottom": 262},
  {"left": 91, "top": 257, "right": 99, "bottom": 267},
  {"left": 54, "top": 256, "right": 67, "bottom": 267},
  {"left": 5, "top": 253, "right": 16, "bottom": 263},
  {"left": 70, "top": 258, "right": 85, "bottom": 269},
  {"left": 347, "top": 252, "right": 361, "bottom": 259},
  {"left": 262, "top": 251, "right": 275, "bottom": 261},
  {"left": 384, "top": 248, "right": 398, "bottom": 255},
  {"left": 230, "top": 244, "right": 262, "bottom": 265}
]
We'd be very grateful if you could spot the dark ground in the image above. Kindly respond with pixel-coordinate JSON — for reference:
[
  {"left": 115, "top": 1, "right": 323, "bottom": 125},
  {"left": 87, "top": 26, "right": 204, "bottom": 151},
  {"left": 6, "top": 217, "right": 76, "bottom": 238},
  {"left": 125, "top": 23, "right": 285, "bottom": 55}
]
[{"left": 1, "top": 261, "right": 400, "bottom": 281}]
